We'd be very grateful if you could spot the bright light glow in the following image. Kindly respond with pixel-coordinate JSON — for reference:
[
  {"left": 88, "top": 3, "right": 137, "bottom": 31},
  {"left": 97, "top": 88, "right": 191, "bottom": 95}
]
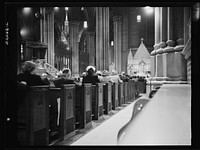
[
  {"left": 137, "top": 15, "right": 141, "bottom": 22},
  {"left": 23, "top": 7, "right": 31, "bottom": 15},
  {"left": 111, "top": 41, "right": 114, "bottom": 46},
  {"left": 81, "top": 7, "right": 84, "bottom": 11},
  {"left": 83, "top": 21, "right": 87, "bottom": 28},
  {"left": 65, "top": 7, "right": 69, "bottom": 11},
  {"left": 54, "top": 7, "right": 59, "bottom": 11},
  {"left": 144, "top": 6, "right": 153, "bottom": 14},
  {"left": 20, "top": 28, "right": 28, "bottom": 37}
]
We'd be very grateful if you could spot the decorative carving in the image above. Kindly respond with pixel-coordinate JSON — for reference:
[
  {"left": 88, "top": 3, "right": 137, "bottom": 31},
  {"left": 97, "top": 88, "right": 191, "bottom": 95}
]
[
  {"left": 113, "top": 16, "right": 122, "bottom": 22},
  {"left": 174, "top": 38, "right": 184, "bottom": 52}
]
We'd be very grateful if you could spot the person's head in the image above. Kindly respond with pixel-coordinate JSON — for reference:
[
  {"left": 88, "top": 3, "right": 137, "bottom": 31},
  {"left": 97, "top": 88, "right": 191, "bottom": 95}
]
[
  {"left": 102, "top": 70, "right": 109, "bottom": 77},
  {"left": 21, "top": 61, "right": 37, "bottom": 74},
  {"left": 111, "top": 70, "right": 118, "bottom": 75},
  {"left": 121, "top": 71, "right": 125, "bottom": 76},
  {"left": 86, "top": 66, "right": 95, "bottom": 75},
  {"left": 96, "top": 71, "right": 102, "bottom": 76},
  {"left": 81, "top": 72, "right": 87, "bottom": 77},
  {"left": 62, "top": 68, "right": 71, "bottom": 78}
]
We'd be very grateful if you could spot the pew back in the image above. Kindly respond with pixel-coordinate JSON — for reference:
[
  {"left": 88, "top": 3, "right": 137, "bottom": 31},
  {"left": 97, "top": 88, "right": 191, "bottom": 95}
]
[
  {"left": 103, "top": 83, "right": 112, "bottom": 114},
  {"left": 118, "top": 82, "right": 124, "bottom": 106},
  {"left": 112, "top": 83, "right": 119, "bottom": 110},
  {"left": 26, "top": 86, "right": 49, "bottom": 145},
  {"left": 59, "top": 84, "right": 76, "bottom": 140},
  {"left": 80, "top": 83, "right": 92, "bottom": 129}
]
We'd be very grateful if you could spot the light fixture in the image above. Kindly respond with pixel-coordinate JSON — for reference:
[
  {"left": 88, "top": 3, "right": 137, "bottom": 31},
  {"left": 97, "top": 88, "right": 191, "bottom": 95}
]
[
  {"left": 20, "top": 28, "right": 28, "bottom": 37},
  {"left": 65, "top": 7, "right": 69, "bottom": 11},
  {"left": 137, "top": 15, "right": 141, "bottom": 22},
  {"left": 83, "top": 21, "right": 87, "bottom": 28},
  {"left": 81, "top": 7, "right": 84, "bottom": 11},
  {"left": 144, "top": 6, "right": 153, "bottom": 14},
  {"left": 111, "top": 41, "right": 114, "bottom": 46},
  {"left": 23, "top": 7, "right": 31, "bottom": 15},
  {"left": 54, "top": 7, "right": 59, "bottom": 11}
]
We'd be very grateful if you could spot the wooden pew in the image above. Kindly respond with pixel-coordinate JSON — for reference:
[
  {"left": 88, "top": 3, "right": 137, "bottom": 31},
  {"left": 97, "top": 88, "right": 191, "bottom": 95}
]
[
  {"left": 118, "top": 82, "right": 124, "bottom": 106},
  {"left": 131, "top": 80, "right": 136, "bottom": 101},
  {"left": 138, "top": 81, "right": 146, "bottom": 94},
  {"left": 103, "top": 82, "right": 112, "bottom": 114},
  {"left": 74, "top": 85, "right": 82, "bottom": 129},
  {"left": 49, "top": 84, "right": 76, "bottom": 141},
  {"left": 135, "top": 81, "right": 139, "bottom": 97},
  {"left": 91, "top": 83, "right": 104, "bottom": 120},
  {"left": 23, "top": 85, "right": 50, "bottom": 146},
  {"left": 80, "top": 83, "right": 92, "bottom": 129},
  {"left": 59, "top": 84, "right": 76, "bottom": 140},
  {"left": 127, "top": 81, "right": 131, "bottom": 102},
  {"left": 48, "top": 87, "right": 60, "bottom": 134},
  {"left": 112, "top": 83, "right": 119, "bottom": 110},
  {"left": 123, "top": 82, "right": 128, "bottom": 104}
]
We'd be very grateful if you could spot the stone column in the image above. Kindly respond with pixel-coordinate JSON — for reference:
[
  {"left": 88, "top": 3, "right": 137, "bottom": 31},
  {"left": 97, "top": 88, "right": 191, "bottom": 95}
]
[
  {"left": 160, "top": 7, "right": 168, "bottom": 42},
  {"left": 174, "top": 38, "right": 186, "bottom": 80},
  {"left": 156, "top": 42, "right": 167, "bottom": 79},
  {"left": 154, "top": 7, "right": 160, "bottom": 45},
  {"left": 41, "top": 7, "right": 54, "bottom": 66},
  {"left": 96, "top": 7, "right": 103, "bottom": 70},
  {"left": 163, "top": 7, "right": 174, "bottom": 80},
  {"left": 163, "top": 7, "right": 175, "bottom": 80},
  {"left": 167, "top": 7, "right": 174, "bottom": 41},
  {"left": 48, "top": 10, "right": 54, "bottom": 66},
  {"left": 174, "top": 7, "right": 184, "bottom": 41},
  {"left": 103, "top": 7, "right": 110, "bottom": 71},
  {"left": 87, "top": 32, "right": 95, "bottom": 67},
  {"left": 96, "top": 7, "right": 109, "bottom": 71},
  {"left": 121, "top": 9, "right": 129, "bottom": 73},
  {"left": 150, "top": 7, "right": 160, "bottom": 77},
  {"left": 150, "top": 44, "right": 158, "bottom": 77},
  {"left": 155, "top": 7, "right": 167, "bottom": 79},
  {"left": 69, "top": 21, "right": 80, "bottom": 77},
  {"left": 113, "top": 15, "right": 122, "bottom": 73},
  {"left": 173, "top": 7, "right": 186, "bottom": 81}
]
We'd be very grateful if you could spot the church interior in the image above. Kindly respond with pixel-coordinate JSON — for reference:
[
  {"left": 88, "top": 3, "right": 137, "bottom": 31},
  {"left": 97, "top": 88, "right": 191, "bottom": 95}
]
[{"left": 5, "top": 2, "right": 200, "bottom": 147}]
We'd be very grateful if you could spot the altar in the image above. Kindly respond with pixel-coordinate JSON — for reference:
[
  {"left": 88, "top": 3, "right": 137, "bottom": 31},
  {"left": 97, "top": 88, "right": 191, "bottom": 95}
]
[{"left": 127, "top": 38, "right": 151, "bottom": 76}]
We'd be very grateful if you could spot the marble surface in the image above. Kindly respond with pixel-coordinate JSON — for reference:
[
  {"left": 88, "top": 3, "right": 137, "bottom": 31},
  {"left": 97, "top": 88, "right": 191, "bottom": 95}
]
[
  {"left": 70, "top": 98, "right": 142, "bottom": 145},
  {"left": 118, "top": 84, "right": 191, "bottom": 145},
  {"left": 53, "top": 96, "right": 142, "bottom": 146}
]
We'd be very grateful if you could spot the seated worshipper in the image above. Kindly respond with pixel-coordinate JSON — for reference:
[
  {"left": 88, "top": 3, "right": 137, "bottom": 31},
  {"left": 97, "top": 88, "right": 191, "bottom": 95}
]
[
  {"left": 80, "top": 71, "right": 87, "bottom": 83},
  {"left": 17, "top": 61, "right": 50, "bottom": 145},
  {"left": 53, "top": 68, "right": 82, "bottom": 88},
  {"left": 120, "top": 71, "right": 129, "bottom": 82},
  {"left": 82, "top": 66, "right": 100, "bottom": 85},
  {"left": 100, "top": 70, "right": 114, "bottom": 83},
  {"left": 96, "top": 70, "right": 104, "bottom": 82},
  {"left": 50, "top": 68, "right": 81, "bottom": 133},
  {"left": 17, "top": 61, "right": 50, "bottom": 86},
  {"left": 110, "top": 70, "right": 123, "bottom": 83}
]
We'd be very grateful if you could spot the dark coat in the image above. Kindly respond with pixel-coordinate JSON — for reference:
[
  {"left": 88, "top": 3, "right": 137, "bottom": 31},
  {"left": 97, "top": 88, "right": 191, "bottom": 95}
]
[
  {"left": 17, "top": 72, "right": 49, "bottom": 86},
  {"left": 53, "top": 77, "right": 75, "bottom": 88},
  {"left": 17, "top": 73, "right": 49, "bottom": 127},
  {"left": 82, "top": 75, "right": 100, "bottom": 85}
]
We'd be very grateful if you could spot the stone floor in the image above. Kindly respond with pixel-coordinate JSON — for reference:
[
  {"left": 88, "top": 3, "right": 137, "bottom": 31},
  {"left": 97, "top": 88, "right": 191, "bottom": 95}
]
[{"left": 50, "top": 95, "right": 144, "bottom": 146}]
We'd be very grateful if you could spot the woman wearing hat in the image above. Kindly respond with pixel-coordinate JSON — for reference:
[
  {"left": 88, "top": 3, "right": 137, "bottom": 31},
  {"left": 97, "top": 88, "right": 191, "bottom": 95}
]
[
  {"left": 100, "top": 70, "right": 114, "bottom": 83},
  {"left": 82, "top": 66, "right": 100, "bottom": 85},
  {"left": 53, "top": 68, "right": 82, "bottom": 88},
  {"left": 17, "top": 61, "right": 50, "bottom": 86},
  {"left": 17, "top": 61, "right": 50, "bottom": 145}
]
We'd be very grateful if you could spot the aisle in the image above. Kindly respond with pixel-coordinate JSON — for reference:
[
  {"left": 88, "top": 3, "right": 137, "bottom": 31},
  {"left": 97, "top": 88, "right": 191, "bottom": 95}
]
[{"left": 70, "top": 99, "right": 139, "bottom": 145}]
